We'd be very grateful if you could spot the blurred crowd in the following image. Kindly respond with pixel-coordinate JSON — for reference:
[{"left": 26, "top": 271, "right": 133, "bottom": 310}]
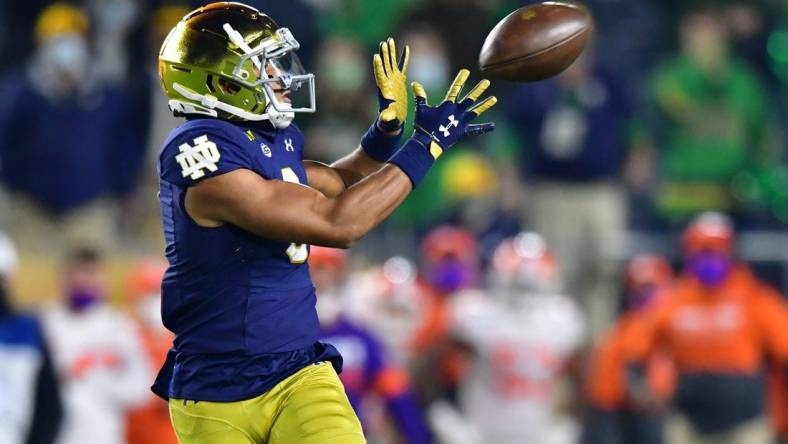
[{"left": 0, "top": 0, "right": 787, "bottom": 443}]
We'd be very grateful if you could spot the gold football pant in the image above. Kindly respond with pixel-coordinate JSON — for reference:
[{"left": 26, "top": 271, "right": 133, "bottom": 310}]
[{"left": 169, "top": 362, "right": 365, "bottom": 443}]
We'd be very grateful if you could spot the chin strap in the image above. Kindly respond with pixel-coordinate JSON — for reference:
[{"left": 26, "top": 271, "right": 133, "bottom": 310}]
[
  {"left": 265, "top": 102, "right": 295, "bottom": 129},
  {"left": 171, "top": 82, "right": 293, "bottom": 128}
]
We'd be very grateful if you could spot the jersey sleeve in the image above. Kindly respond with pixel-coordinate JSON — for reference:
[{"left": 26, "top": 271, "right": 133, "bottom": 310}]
[{"left": 159, "top": 125, "right": 254, "bottom": 187}]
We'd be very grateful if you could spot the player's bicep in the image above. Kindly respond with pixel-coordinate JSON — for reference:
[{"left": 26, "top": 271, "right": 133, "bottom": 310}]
[{"left": 185, "top": 169, "right": 347, "bottom": 247}]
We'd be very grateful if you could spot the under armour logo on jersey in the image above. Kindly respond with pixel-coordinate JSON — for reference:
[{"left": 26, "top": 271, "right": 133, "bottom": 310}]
[
  {"left": 284, "top": 138, "right": 294, "bottom": 152},
  {"left": 261, "top": 143, "right": 272, "bottom": 158},
  {"left": 176, "top": 135, "right": 221, "bottom": 180},
  {"left": 439, "top": 115, "right": 459, "bottom": 137}
]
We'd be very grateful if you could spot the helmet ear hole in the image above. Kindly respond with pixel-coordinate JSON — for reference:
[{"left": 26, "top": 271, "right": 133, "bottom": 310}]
[{"left": 216, "top": 77, "right": 241, "bottom": 96}]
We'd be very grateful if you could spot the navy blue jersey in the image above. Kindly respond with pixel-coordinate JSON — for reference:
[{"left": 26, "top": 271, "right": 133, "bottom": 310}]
[{"left": 151, "top": 118, "right": 341, "bottom": 402}]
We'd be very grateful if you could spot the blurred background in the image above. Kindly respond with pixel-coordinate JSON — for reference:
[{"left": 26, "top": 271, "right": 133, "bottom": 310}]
[{"left": 0, "top": 0, "right": 787, "bottom": 443}]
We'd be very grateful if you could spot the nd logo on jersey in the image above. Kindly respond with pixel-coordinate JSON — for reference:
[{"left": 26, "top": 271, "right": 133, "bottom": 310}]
[{"left": 177, "top": 135, "right": 221, "bottom": 180}]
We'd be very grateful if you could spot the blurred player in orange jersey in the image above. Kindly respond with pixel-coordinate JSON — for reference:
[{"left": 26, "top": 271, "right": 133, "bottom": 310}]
[
  {"left": 584, "top": 254, "right": 676, "bottom": 444},
  {"left": 124, "top": 260, "right": 178, "bottom": 444},
  {"left": 310, "top": 246, "right": 431, "bottom": 443},
  {"left": 408, "top": 226, "right": 481, "bottom": 406},
  {"left": 624, "top": 212, "right": 788, "bottom": 444},
  {"left": 433, "top": 232, "right": 585, "bottom": 444}
]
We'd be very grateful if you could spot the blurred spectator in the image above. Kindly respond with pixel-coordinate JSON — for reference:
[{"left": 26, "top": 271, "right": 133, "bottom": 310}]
[
  {"left": 0, "top": 233, "right": 62, "bottom": 444},
  {"left": 584, "top": 254, "right": 676, "bottom": 444},
  {"left": 42, "top": 247, "right": 151, "bottom": 444},
  {"left": 624, "top": 213, "right": 788, "bottom": 444},
  {"left": 435, "top": 233, "right": 584, "bottom": 444},
  {"left": 303, "top": 36, "right": 373, "bottom": 163},
  {"left": 402, "top": 0, "right": 498, "bottom": 72},
  {"left": 124, "top": 260, "right": 177, "bottom": 444},
  {"left": 0, "top": 3, "right": 148, "bottom": 252},
  {"left": 399, "top": 25, "right": 450, "bottom": 102},
  {"left": 311, "top": 247, "right": 431, "bottom": 444},
  {"left": 581, "top": 0, "right": 669, "bottom": 104},
  {"left": 414, "top": 226, "right": 480, "bottom": 350},
  {"left": 642, "top": 7, "right": 773, "bottom": 223},
  {"left": 507, "top": 51, "right": 632, "bottom": 338},
  {"left": 407, "top": 227, "right": 482, "bottom": 408}
]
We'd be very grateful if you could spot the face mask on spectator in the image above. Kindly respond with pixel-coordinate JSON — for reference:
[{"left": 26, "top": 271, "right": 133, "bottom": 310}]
[
  {"left": 687, "top": 251, "right": 732, "bottom": 288},
  {"left": 43, "top": 35, "right": 89, "bottom": 78},
  {"left": 409, "top": 52, "right": 449, "bottom": 93},
  {"left": 32, "top": 35, "right": 90, "bottom": 100},
  {"left": 324, "top": 59, "right": 365, "bottom": 94},
  {"left": 428, "top": 259, "right": 474, "bottom": 294},
  {"left": 66, "top": 286, "right": 104, "bottom": 312}
]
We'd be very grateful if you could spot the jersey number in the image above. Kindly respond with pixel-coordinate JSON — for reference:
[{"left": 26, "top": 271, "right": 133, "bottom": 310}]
[{"left": 281, "top": 168, "right": 309, "bottom": 264}]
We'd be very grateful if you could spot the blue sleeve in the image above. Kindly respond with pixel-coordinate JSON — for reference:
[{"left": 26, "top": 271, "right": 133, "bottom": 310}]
[{"left": 159, "top": 124, "right": 255, "bottom": 187}]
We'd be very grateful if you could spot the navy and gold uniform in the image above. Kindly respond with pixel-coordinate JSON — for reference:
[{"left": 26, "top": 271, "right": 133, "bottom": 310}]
[
  {"left": 152, "top": 118, "right": 362, "bottom": 443},
  {"left": 151, "top": 2, "right": 498, "bottom": 442}
]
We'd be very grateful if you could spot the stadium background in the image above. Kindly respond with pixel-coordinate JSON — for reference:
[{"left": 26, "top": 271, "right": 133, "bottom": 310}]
[{"left": 0, "top": 0, "right": 787, "bottom": 443}]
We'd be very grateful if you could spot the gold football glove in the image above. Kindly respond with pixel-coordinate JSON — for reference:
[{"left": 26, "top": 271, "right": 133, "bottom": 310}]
[{"left": 373, "top": 37, "right": 410, "bottom": 130}]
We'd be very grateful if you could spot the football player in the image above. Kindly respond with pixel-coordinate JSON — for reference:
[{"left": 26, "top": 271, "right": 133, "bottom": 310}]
[
  {"left": 623, "top": 213, "right": 788, "bottom": 444},
  {"left": 585, "top": 254, "right": 675, "bottom": 444},
  {"left": 152, "top": 3, "right": 497, "bottom": 444},
  {"left": 438, "top": 233, "right": 585, "bottom": 444}
]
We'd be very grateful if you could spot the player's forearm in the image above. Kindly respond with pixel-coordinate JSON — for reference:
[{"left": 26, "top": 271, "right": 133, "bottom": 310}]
[
  {"left": 319, "top": 164, "right": 411, "bottom": 247},
  {"left": 329, "top": 146, "right": 385, "bottom": 187}
]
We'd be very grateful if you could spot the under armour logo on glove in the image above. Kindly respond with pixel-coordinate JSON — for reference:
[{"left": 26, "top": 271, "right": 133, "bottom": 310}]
[
  {"left": 439, "top": 115, "right": 459, "bottom": 137},
  {"left": 410, "top": 69, "right": 497, "bottom": 154},
  {"left": 285, "top": 138, "right": 295, "bottom": 152},
  {"left": 176, "top": 135, "right": 221, "bottom": 180}
]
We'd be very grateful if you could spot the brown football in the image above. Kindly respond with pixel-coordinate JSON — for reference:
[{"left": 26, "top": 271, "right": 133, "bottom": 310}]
[{"left": 479, "top": 2, "right": 594, "bottom": 82}]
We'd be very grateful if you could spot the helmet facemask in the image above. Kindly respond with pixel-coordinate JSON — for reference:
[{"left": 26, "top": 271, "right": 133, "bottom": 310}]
[{"left": 225, "top": 25, "right": 315, "bottom": 127}]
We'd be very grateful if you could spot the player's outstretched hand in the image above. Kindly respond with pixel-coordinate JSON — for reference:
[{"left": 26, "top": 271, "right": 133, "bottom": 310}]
[
  {"left": 388, "top": 70, "right": 496, "bottom": 188},
  {"left": 411, "top": 69, "right": 497, "bottom": 158},
  {"left": 373, "top": 37, "right": 410, "bottom": 132}
]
